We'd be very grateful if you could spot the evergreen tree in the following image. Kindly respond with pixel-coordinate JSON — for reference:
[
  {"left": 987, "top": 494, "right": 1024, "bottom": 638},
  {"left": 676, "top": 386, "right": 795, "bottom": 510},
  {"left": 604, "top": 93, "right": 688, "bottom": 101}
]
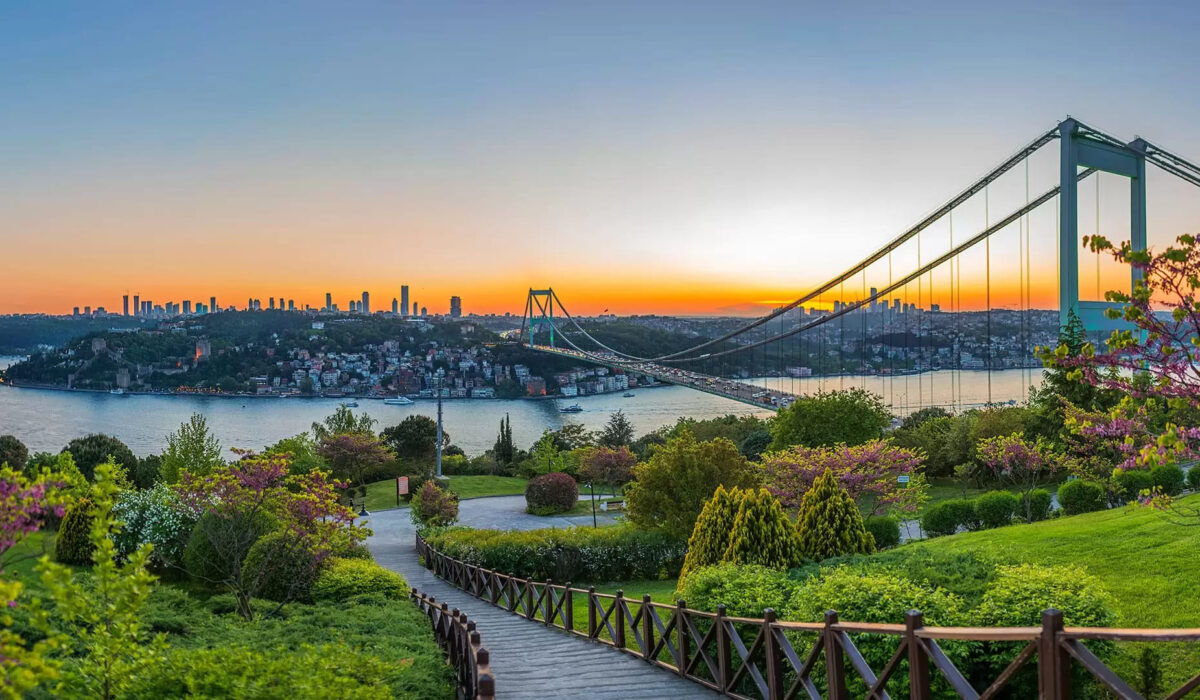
[
  {"left": 722, "top": 488, "right": 800, "bottom": 569},
  {"left": 160, "top": 414, "right": 223, "bottom": 485},
  {"left": 680, "top": 485, "right": 745, "bottom": 579},
  {"left": 493, "top": 414, "right": 516, "bottom": 466},
  {"left": 795, "top": 468, "right": 875, "bottom": 560},
  {"left": 599, "top": 410, "right": 635, "bottom": 448}
]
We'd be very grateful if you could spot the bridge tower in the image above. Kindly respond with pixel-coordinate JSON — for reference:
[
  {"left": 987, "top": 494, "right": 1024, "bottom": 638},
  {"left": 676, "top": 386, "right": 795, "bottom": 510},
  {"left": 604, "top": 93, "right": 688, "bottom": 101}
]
[
  {"left": 524, "top": 288, "right": 555, "bottom": 347},
  {"left": 1059, "top": 118, "right": 1147, "bottom": 331}
]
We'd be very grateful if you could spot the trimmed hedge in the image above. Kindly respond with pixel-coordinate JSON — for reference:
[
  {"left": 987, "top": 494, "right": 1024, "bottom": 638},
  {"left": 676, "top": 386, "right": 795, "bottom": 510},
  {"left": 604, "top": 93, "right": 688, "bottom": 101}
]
[
  {"left": 1058, "top": 479, "right": 1107, "bottom": 515},
  {"left": 1151, "top": 464, "right": 1186, "bottom": 496},
  {"left": 312, "top": 558, "right": 409, "bottom": 602},
  {"left": 1026, "top": 488, "right": 1054, "bottom": 522},
  {"left": 242, "top": 531, "right": 321, "bottom": 603},
  {"left": 974, "top": 491, "right": 1018, "bottom": 529},
  {"left": 525, "top": 472, "right": 579, "bottom": 515},
  {"left": 921, "top": 499, "right": 974, "bottom": 537},
  {"left": 863, "top": 515, "right": 902, "bottom": 550},
  {"left": 1190, "top": 465, "right": 1200, "bottom": 491},
  {"left": 676, "top": 563, "right": 798, "bottom": 618},
  {"left": 1113, "top": 469, "right": 1153, "bottom": 503},
  {"left": 424, "top": 525, "right": 686, "bottom": 581},
  {"left": 55, "top": 498, "right": 95, "bottom": 565}
]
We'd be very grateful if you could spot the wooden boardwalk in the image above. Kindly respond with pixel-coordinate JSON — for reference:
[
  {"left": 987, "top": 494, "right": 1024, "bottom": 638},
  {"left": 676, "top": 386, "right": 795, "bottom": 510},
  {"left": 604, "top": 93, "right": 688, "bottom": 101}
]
[{"left": 367, "top": 508, "right": 716, "bottom": 700}]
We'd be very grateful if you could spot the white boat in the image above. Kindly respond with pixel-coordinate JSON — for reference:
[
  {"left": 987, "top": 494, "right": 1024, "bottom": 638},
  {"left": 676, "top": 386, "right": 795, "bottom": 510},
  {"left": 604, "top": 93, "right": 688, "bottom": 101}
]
[
  {"left": 622, "top": 392, "right": 635, "bottom": 398},
  {"left": 340, "top": 400, "right": 359, "bottom": 408},
  {"left": 383, "top": 396, "right": 414, "bottom": 405},
  {"left": 109, "top": 388, "right": 126, "bottom": 396},
  {"left": 559, "top": 403, "right": 583, "bottom": 413}
]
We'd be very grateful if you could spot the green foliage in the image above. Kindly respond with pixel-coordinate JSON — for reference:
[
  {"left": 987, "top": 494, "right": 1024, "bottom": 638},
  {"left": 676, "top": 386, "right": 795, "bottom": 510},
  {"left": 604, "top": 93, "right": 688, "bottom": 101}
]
[
  {"left": 311, "top": 406, "right": 378, "bottom": 442},
  {"left": 183, "top": 511, "right": 275, "bottom": 585},
  {"left": 968, "top": 406, "right": 1031, "bottom": 454},
  {"left": 493, "top": 413, "right": 516, "bottom": 467},
  {"left": 1190, "top": 466, "right": 1200, "bottom": 491},
  {"left": 265, "top": 433, "right": 328, "bottom": 475},
  {"left": 524, "top": 472, "right": 579, "bottom": 515},
  {"left": 55, "top": 498, "right": 95, "bottom": 565},
  {"left": 598, "top": 410, "right": 635, "bottom": 448},
  {"left": 1027, "top": 488, "right": 1054, "bottom": 521},
  {"left": 973, "top": 491, "right": 1019, "bottom": 529},
  {"left": 311, "top": 557, "right": 408, "bottom": 602},
  {"left": 863, "top": 515, "right": 901, "bottom": 550},
  {"left": 920, "top": 499, "right": 973, "bottom": 537},
  {"left": 1113, "top": 468, "right": 1154, "bottom": 503},
  {"left": 1057, "top": 479, "right": 1107, "bottom": 515},
  {"left": 121, "top": 643, "right": 395, "bottom": 699},
  {"left": 795, "top": 468, "right": 874, "bottom": 560},
  {"left": 242, "top": 531, "right": 321, "bottom": 603},
  {"left": 668, "top": 414, "right": 770, "bottom": 449},
  {"left": 111, "top": 483, "right": 196, "bottom": 568},
  {"left": 160, "top": 413, "right": 223, "bottom": 484},
  {"left": 768, "top": 388, "right": 892, "bottom": 450},
  {"left": 676, "top": 564, "right": 798, "bottom": 617},
  {"left": 62, "top": 433, "right": 136, "bottom": 481},
  {"left": 890, "top": 415, "right": 973, "bottom": 478},
  {"left": 381, "top": 415, "right": 444, "bottom": 465},
  {"left": 0, "top": 434, "right": 28, "bottom": 470},
  {"left": 900, "top": 406, "right": 952, "bottom": 431},
  {"left": 722, "top": 488, "right": 799, "bottom": 569},
  {"left": 680, "top": 485, "right": 745, "bottom": 580},
  {"left": 807, "top": 548, "right": 1000, "bottom": 607},
  {"left": 738, "top": 429, "right": 772, "bottom": 461},
  {"left": 131, "top": 454, "right": 161, "bottom": 489},
  {"left": 424, "top": 525, "right": 686, "bottom": 581},
  {"left": 410, "top": 481, "right": 458, "bottom": 528},
  {"left": 1151, "top": 463, "right": 1186, "bottom": 496},
  {"left": 624, "top": 429, "right": 760, "bottom": 539}
]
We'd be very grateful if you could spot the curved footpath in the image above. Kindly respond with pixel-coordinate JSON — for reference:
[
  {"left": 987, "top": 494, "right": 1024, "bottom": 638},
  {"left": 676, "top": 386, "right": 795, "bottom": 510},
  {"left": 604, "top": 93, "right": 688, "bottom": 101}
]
[{"left": 366, "top": 503, "right": 717, "bottom": 699}]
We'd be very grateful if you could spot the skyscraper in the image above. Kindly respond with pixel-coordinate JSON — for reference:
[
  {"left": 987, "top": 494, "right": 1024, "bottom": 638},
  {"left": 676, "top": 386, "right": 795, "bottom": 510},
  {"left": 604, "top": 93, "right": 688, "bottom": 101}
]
[
  {"left": 325, "top": 292, "right": 332, "bottom": 311},
  {"left": 449, "top": 296, "right": 462, "bottom": 318},
  {"left": 400, "top": 285, "right": 409, "bottom": 317},
  {"left": 133, "top": 294, "right": 140, "bottom": 316},
  {"left": 210, "top": 296, "right": 217, "bottom": 313},
  {"left": 269, "top": 297, "right": 276, "bottom": 310},
  {"left": 361, "top": 291, "right": 370, "bottom": 314},
  {"left": 412, "top": 301, "right": 418, "bottom": 316},
  {"left": 420, "top": 306, "right": 427, "bottom": 317},
  {"left": 288, "top": 299, "right": 295, "bottom": 311},
  {"left": 123, "top": 294, "right": 129, "bottom": 316},
  {"left": 391, "top": 298, "right": 398, "bottom": 314},
  {"left": 183, "top": 300, "right": 192, "bottom": 315}
]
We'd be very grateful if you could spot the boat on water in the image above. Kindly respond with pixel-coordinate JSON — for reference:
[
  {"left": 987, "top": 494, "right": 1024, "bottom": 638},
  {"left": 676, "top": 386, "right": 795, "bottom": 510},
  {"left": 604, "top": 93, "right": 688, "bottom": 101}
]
[
  {"left": 109, "top": 388, "right": 126, "bottom": 396},
  {"left": 383, "top": 396, "right": 414, "bottom": 405},
  {"left": 559, "top": 403, "right": 583, "bottom": 413},
  {"left": 340, "top": 400, "right": 359, "bottom": 408},
  {"left": 622, "top": 392, "right": 635, "bottom": 398}
]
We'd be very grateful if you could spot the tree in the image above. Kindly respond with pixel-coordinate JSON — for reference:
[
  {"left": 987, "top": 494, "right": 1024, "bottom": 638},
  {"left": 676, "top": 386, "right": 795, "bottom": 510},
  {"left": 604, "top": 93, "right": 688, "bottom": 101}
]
[
  {"left": 721, "top": 488, "right": 799, "bottom": 570},
  {"left": 551, "top": 423, "right": 595, "bottom": 451},
  {"left": 311, "top": 406, "right": 378, "bottom": 442},
  {"left": 174, "top": 452, "right": 365, "bottom": 619},
  {"left": 679, "top": 485, "right": 745, "bottom": 580},
  {"left": 526, "top": 432, "right": 567, "bottom": 475},
  {"left": 976, "top": 433, "right": 1061, "bottom": 521},
  {"left": 493, "top": 414, "right": 516, "bottom": 467},
  {"left": 598, "top": 411, "right": 635, "bottom": 448},
  {"left": 265, "top": 433, "right": 328, "bottom": 475},
  {"left": 0, "top": 435, "right": 28, "bottom": 471},
  {"left": 411, "top": 481, "right": 458, "bottom": 528},
  {"left": 160, "top": 413, "right": 223, "bottom": 485},
  {"left": 795, "top": 468, "right": 875, "bottom": 561},
  {"left": 738, "top": 429, "right": 772, "bottom": 461},
  {"left": 62, "top": 434, "right": 136, "bottom": 482},
  {"left": 900, "top": 406, "right": 952, "bottom": 431},
  {"left": 578, "top": 446, "right": 636, "bottom": 495},
  {"left": 38, "top": 461, "right": 165, "bottom": 699},
  {"left": 316, "top": 432, "right": 393, "bottom": 495},
  {"left": 761, "top": 440, "right": 928, "bottom": 515},
  {"left": 768, "top": 388, "right": 892, "bottom": 450},
  {"left": 381, "top": 415, "right": 446, "bottom": 466},
  {"left": 624, "top": 430, "right": 760, "bottom": 539}
]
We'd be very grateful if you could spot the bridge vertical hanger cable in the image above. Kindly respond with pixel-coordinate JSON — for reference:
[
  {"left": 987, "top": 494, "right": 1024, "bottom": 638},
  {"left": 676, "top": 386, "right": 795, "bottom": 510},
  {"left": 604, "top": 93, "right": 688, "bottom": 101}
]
[
  {"left": 917, "top": 224, "right": 924, "bottom": 410},
  {"left": 986, "top": 183, "right": 993, "bottom": 406},
  {"left": 1024, "top": 157, "right": 1031, "bottom": 403},
  {"left": 1095, "top": 174, "right": 1101, "bottom": 300},
  {"left": 861, "top": 269, "right": 867, "bottom": 394}
]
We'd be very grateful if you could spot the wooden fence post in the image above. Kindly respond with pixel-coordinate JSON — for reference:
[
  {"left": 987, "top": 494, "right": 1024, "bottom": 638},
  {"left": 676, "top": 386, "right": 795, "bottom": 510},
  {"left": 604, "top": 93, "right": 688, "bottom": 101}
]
[
  {"left": 564, "top": 583, "right": 573, "bottom": 632},
  {"left": 677, "top": 599, "right": 690, "bottom": 678},
  {"left": 615, "top": 590, "right": 626, "bottom": 649},
  {"left": 642, "top": 594, "right": 655, "bottom": 661},
  {"left": 1038, "top": 608, "right": 1069, "bottom": 700},
  {"left": 824, "top": 610, "right": 847, "bottom": 700},
  {"left": 906, "top": 610, "right": 931, "bottom": 700},
  {"left": 716, "top": 604, "right": 730, "bottom": 694},
  {"left": 525, "top": 580, "right": 535, "bottom": 620},
  {"left": 543, "top": 580, "right": 553, "bottom": 624},
  {"left": 764, "top": 608, "right": 782, "bottom": 700},
  {"left": 588, "top": 586, "right": 598, "bottom": 638}
]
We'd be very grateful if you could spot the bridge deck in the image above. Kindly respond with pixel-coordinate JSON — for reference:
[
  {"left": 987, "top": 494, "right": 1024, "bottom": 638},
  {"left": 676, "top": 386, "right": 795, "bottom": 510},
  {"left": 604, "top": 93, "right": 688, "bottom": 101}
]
[{"left": 367, "top": 508, "right": 716, "bottom": 699}]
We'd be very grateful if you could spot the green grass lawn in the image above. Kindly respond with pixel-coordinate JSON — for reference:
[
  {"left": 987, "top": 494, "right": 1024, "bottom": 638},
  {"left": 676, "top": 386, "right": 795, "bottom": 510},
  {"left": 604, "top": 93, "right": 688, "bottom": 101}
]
[{"left": 364, "top": 475, "right": 529, "bottom": 511}]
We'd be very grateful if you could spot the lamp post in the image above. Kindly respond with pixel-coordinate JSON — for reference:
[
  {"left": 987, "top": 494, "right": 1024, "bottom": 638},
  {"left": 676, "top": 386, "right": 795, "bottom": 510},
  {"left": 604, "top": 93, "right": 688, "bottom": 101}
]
[
  {"left": 435, "top": 371, "right": 444, "bottom": 480},
  {"left": 590, "top": 481, "right": 597, "bottom": 529}
]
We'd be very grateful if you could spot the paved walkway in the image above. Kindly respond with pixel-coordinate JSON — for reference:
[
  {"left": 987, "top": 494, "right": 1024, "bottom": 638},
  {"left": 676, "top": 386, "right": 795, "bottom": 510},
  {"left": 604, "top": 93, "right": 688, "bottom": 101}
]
[{"left": 367, "top": 507, "right": 716, "bottom": 699}]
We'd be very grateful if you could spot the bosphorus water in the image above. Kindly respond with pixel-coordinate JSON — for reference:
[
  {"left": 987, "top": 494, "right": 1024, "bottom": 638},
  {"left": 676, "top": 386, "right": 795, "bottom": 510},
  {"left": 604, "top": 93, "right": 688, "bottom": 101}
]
[{"left": 0, "top": 356, "right": 1043, "bottom": 456}]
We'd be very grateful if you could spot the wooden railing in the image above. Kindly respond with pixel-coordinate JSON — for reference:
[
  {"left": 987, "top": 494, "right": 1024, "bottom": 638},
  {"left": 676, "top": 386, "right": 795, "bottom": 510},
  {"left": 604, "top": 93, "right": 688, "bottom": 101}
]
[
  {"left": 410, "top": 586, "right": 496, "bottom": 700},
  {"left": 417, "top": 533, "right": 1200, "bottom": 699}
]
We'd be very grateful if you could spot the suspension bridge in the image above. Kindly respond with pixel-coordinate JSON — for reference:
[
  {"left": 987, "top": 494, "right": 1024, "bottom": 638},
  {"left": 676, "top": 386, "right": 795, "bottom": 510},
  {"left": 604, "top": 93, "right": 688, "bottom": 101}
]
[{"left": 519, "top": 118, "right": 1200, "bottom": 413}]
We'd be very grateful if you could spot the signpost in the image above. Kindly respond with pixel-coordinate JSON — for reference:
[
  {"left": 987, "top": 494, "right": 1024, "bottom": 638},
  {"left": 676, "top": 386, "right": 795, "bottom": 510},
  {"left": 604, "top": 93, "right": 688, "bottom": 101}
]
[
  {"left": 396, "top": 476, "right": 409, "bottom": 507},
  {"left": 897, "top": 475, "right": 911, "bottom": 489}
]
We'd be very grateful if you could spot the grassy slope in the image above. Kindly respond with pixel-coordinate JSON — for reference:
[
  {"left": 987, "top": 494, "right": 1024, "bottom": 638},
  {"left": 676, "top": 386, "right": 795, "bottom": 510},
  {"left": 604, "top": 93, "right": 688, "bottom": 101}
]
[{"left": 364, "top": 475, "right": 529, "bottom": 511}]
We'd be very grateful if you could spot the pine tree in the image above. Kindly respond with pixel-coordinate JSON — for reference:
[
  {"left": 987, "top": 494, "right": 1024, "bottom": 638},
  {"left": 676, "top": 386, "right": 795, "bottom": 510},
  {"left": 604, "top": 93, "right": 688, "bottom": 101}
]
[
  {"left": 494, "top": 414, "right": 515, "bottom": 466},
  {"left": 680, "top": 485, "right": 745, "bottom": 579},
  {"left": 795, "top": 468, "right": 875, "bottom": 560},
  {"left": 721, "top": 488, "right": 800, "bottom": 569}
]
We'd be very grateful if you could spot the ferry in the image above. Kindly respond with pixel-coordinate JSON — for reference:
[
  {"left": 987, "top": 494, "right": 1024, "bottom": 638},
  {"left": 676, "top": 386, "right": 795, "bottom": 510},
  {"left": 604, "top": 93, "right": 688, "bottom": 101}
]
[
  {"left": 622, "top": 392, "right": 635, "bottom": 398},
  {"left": 340, "top": 400, "right": 359, "bottom": 408},
  {"left": 109, "top": 388, "right": 126, "bottom": 396},
  {"left": 383, "top": 396, "right": 414, "bottom": 406},
  {"left": 559, "top": 403, "right": 583, "bottom": 413}
]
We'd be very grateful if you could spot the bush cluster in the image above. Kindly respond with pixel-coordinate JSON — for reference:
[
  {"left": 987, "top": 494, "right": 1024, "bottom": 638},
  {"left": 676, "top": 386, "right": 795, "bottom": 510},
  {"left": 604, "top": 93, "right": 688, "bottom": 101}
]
[
  {"left": 921, "top": 489, "right": 1060, "bottom": 538},
  {"left": 1190, "top": 465, "right": 1200, "bottom": 491},
  {"left": 974, "top": 491, "right": 1019, "bottom": 528},
  {"left": 524, "top": 472, "right": 579, "bottom": 515},
  {"left": 863, "top": 515, "right": 901, "bottom": 549},
  {"left": 411, "top": 480, "right": 459, "bottom": 528},
  {"left": 1151, "top": 463, "right": 1186, "bottom": 496},
  {"left": 111, "top": 483, "right": 196, "bottom": 568},
  {"left": 676, "top": 563, "right": 797, "bottom": 617},
  {"left": 920, "top": 499, "right": 975, "bottom": 537},
  {"left": 55, "top": 498, "right": 95, "bottom": 565},
  {"left": 424, "top": 526, "right": 686, "bottom": 581},
  {"left": 1058, "top": 479, "right": 1107, "bottom": 515},
  {"left": 312, "top": 557, "right": 409, "bottom": 602},
  {"left": 1113, "top": 468, "right": 1154, "bottom": 503},
  {"left": 242, "top": 531, "right": 322, "bottom": 603}
]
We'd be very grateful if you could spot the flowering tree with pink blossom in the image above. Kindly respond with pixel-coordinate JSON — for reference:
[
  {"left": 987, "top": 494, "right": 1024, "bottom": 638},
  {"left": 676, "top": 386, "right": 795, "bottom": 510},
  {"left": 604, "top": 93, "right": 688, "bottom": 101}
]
[
  {"left": 760, "top": 440, "right": 928, "bottom": 516},
  {"left": 579, "top": 446, "right": 637, "bottom": 496},
  {"left": 977, "top": 433, "right": 1062, "bottom": 521},
  {"left": 176, "top": 450, "right": 367, "bottom": 619}
]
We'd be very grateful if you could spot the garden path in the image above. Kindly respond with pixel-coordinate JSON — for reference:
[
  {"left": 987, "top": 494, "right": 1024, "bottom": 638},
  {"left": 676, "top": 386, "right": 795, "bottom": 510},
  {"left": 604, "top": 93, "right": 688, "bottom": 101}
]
[{"left": 366, "top": 506, "right": 716, "bottom": 700}]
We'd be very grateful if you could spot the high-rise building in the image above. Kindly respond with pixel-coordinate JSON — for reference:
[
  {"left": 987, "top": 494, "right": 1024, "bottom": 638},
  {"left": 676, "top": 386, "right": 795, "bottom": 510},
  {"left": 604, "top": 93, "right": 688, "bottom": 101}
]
[
  {"left": 391, "top": 298, "right": 399, "bottom": 314},
  {"left": 133, "top": 295, "right": 140, "bottom": 316},
  {"left": 123, "top": 294, "right": 129, "bottom": 316},
  {"left": 210, "top": 296, "right": 217, "bottom": 313},
  {"left": 400, "top": 285, "right": 409, "bottom": 317},
  {"left": 183, "top": 300, "right": 192, "bottom": 315},
  {"left": 288, "top": 299, "right": 295, "bottom": 311},
  {"left": 412, "top": 301, "right": 418, "bottom": 316},
  {"left": 361, "top": 291, "right": 370, "bottom": 314},
  {"left": 73, "top": 306, "right": 80, "bottom": 316},
  {"left": 269, "top": 297, "right": 276, "bottom": 310},
  {"left": 420, "top": 306, "right": 427, "bottom": 317},
  {"left": 449, "top": 296, "right": 462, "bottom": 318},
  {"left": 84, "top": 306, "right": 91, "bottom": 316},
  {"left": 325, "top": 292, "right": 332, "bottom": 311}
]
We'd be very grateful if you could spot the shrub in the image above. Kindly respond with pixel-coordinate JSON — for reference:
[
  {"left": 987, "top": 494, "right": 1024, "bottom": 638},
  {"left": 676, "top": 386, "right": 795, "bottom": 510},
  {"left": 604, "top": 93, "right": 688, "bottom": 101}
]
[
  {"left": 242, "top": 530, "right": 322, "bottom": 603},
  {"left": 1151, "top": 463, "right": 1186, "bottom": 496},
  {"left": 863, "top": 515, "right": 901, "bottom": 549},
  {"left": 920, "top": 499, "right": 977, "bottom": 537},
  {"left": 112, "top": 482, "right": 196, "bottom": 567},
  {"left": 0, "top": 434, "right": 28, "bottom": 470},
  {"left": 1057, "top": 479, "right": 1107, "bottom": 515},
  {"left": 183, "top": 511, "right": 274, "bottom": 584},
  {"left": 676, "top": 563, "right": 798, "bottom": 617},
  {"left": 312, "top": 557, "right": 408, "bottom": 602},
  {"left": 55, "top": 497, "right": 95, "bottom": 565},
  {"left": 524, "top": 472, "right": 579, "bottom": 515},
  {"left": 1027, "top": 488, "right": 1054, "bottom": 521},
  {"left": 680, "top": 485, "right": 745, "bottom": 580},
  {"left": 62, "top": 433, "right": 136, "bottom": 481},
  {"left": 1113, "top": 468, "right": 1154, "bottom": 503},
  {"left": 410, "top": 480, "right": 459, "bottom": 528},
  {"left": 424, "top": 525, "right": 686, "bottom": 581},
  {"left": 722, "top": 488, "right": 799, "bottom": 569},
  {"left": 1190, "top": 465, "right": 1200, "bottom": 491},
  {"left": 973, "top": 491, "right": 1018, "bottom": 529},
  {"left": 795, "top": 468, "right": 874, "bottom": 560},
  {"left": 768, "top": 387, "right": 892, "bottom": 450}
]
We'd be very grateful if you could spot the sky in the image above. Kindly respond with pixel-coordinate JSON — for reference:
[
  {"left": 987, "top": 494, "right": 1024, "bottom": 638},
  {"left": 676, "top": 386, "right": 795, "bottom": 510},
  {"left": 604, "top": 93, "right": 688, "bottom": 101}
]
[{"left": 2, "top": 1, "right": 1200, "bottom": 316}]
